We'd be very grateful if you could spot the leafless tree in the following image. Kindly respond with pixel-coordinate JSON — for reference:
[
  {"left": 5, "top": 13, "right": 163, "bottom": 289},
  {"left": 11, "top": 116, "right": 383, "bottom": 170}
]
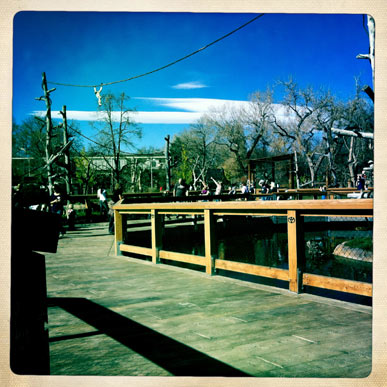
[
  {"left": 272, "top": 80, "right": 330, "bottom": 187},
  {"left": 90, "top": 92, "right": 142, "bottom": 187}
]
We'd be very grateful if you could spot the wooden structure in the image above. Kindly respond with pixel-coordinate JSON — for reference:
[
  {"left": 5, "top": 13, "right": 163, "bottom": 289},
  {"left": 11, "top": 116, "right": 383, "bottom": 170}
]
[
  {"left": 247, "top": 154, "right": 294, "bottom": 188},
  {"left": 43, "top": 223, "right": 372, "bottom": 377},
  {"left": 114, "top": 199, "right": 373, "bottom": 297},
  {"left": 68, "top": 186, "right": 373, "bottom": 204}
]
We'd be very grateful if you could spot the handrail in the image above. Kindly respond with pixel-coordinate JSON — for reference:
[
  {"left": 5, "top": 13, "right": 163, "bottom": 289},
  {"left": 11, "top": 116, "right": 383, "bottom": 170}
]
[
  {"left": 113, "top": 199, "right": 373, "bottom": 211},
  {"left": 113, "top": 199, "right": 373, "bottom": 298},
  {"left": 69, "top": 187, "right": 373, "bottom": 204}
]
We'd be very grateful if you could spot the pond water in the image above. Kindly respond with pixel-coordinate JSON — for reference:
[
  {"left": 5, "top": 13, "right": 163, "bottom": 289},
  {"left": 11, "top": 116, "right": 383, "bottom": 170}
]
[{"left": 125, "top": 215, "right": 373, "bottom": 305}]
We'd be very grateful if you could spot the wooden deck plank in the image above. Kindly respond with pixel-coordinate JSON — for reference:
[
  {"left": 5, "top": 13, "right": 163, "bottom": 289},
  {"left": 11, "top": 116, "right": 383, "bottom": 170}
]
[{"left": 44, "top": 223, "right": 372, "bottom": 377}]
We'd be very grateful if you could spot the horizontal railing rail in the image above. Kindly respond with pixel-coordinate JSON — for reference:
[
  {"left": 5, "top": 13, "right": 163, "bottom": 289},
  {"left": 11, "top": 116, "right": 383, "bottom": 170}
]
[
  {"left": 113, "top": 199, "right": 373, "bottom": 298},
  {"left": 69, "top": 187, "right": 373, "bottom": 205}
]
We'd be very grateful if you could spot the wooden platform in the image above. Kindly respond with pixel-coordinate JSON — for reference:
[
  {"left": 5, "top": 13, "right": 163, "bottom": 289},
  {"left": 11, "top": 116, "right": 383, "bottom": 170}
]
[{"left": 44, "top": 223, "right": 372, "bottom": 377}]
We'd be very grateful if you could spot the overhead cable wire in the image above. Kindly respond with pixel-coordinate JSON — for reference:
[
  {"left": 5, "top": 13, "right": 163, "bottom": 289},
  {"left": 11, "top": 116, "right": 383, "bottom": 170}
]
[
  {"left": 67, "top": 123, "right": 110, "bottom": 150},
  {"left": 67, "top": 123, "right": 140, "bottom": 155},
  {"left": 47, "top": 13, "right": 265, "bottom": 88}
]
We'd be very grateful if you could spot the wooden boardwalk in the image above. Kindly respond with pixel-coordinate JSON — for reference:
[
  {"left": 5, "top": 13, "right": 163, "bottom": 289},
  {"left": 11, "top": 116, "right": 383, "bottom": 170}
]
[{"left": 44, "top": 222, "right": 372, "bottom": 377}]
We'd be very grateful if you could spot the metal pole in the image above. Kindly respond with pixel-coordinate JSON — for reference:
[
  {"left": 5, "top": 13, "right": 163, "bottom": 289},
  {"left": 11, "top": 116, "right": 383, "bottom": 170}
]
[
  {"left": 164, "top": 135, "right": 171, "bottom": 192},
  {"left": 150, "top": 157, "right": 153, "bottom": 189}
]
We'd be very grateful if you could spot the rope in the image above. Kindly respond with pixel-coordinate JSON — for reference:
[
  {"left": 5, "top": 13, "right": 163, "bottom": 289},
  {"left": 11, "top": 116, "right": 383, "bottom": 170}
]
[{"left": 47, "top": 14, "right": 264, "bottom": 88}]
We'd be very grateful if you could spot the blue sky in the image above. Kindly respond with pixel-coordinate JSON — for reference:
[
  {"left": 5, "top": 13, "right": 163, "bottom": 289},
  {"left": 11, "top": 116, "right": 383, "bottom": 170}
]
[{"left": 13, "top": 12, "right": 373, "bottom": 150}]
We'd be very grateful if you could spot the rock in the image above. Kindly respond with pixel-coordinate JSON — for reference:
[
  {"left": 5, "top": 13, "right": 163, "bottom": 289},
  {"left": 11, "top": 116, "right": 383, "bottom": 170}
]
[{"left": 333, "top": 242, "right": 372, "bottom": 262}]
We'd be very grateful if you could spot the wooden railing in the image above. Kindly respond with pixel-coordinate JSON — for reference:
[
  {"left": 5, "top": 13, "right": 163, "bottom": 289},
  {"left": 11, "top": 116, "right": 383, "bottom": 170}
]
[
  {"left": 113, "top": 199, "right": 373, "bottom": 297},
  {"left": 69, "top": 186, "right": 373, "bottom": 205}
]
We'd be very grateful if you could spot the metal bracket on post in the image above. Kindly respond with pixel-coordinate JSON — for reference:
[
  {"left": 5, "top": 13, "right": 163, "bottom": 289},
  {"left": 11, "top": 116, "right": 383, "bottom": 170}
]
[
  {"left": 155, "top": 247, "right": 161, "bottom": 264},
  {"left": 297, "top": 268, "right": 303, "bottom": 294},
  {"left": 204, "top": 209, "right": 216, "bottom": 276},
  {"left": 116, "top": 241, "right": 123, "bottom": 256},
  {"left": 211, "top": 255, "right": 217, "bottom": 275},
  {"left": 151, "top": 209, "right": 163, "bottom": 264}
]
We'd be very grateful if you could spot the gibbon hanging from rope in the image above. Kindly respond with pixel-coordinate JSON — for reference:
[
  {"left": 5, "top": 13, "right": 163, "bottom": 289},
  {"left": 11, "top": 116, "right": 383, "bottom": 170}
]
[{"left": 94, "top": 86, "right": 103, "bottom": 106}]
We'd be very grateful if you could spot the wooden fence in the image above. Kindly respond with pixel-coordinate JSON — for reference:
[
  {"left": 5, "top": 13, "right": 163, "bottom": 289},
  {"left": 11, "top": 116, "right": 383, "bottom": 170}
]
[
  {"left": 113, "top": 199, "right": 373, "bottom": 297},
  {"left": 69, "top": 186, "right": 373, "bottom": 204}
]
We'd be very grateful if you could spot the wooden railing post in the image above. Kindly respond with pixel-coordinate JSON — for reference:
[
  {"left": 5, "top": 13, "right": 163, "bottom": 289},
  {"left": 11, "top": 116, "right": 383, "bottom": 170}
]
[
  {"left": 114, "top": 209, "right": 123, "bottom": 256},
  {"left": 151, "top": 209, "right": 163, "bottom": 264},
  {"left": 287, "top": 209, "right": 304, "bottom": 293},
  {"left": 204, "top": 209, "right": 216, "bottom": 275}
]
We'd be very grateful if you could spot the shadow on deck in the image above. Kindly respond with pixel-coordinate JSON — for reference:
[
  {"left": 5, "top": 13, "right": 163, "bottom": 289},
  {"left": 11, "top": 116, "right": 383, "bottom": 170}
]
[
  {"left": 48, "top": 297, "right": 248, "bottom": 376},
  {"left": 43, "top": 223, "right": 372, "bottom": 378}
]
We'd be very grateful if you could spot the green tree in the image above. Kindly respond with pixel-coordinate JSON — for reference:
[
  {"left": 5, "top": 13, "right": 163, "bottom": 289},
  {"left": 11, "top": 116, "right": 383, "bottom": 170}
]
[
  {"left": 73, "top": 149, "right": 97, "bottom": 194},
  {"left": 12, "top": 116, "right": 82, "bottom": 188},
  {"left": 177, "top": 146, "right": 192, "bottom": 184}
]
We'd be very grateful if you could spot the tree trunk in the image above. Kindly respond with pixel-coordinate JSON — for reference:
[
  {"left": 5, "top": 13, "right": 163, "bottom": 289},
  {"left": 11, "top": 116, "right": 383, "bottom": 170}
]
[
  {"left": 294, "top": 151, "right": 300, "bottom": 189},
  {"left": 347, "top": 137, "right": 357, "bottom": 186},
  {"left": 61, "top": 105, "right": 71, "bottom": 196}
]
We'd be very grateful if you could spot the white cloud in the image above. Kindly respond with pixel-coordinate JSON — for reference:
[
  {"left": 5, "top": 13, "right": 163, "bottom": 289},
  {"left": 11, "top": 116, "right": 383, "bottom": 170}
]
[
  {"left": 172, "top": 81, "right": 208, "bottom": 89},
  {"left": 32, "top": 110, "right": 202, "bottom": 124},
  {"left": 32, "top": 97, "right": 294, "bottom": 125},
  {"left": 133, "top": 97, "right": 249, "bottom": 112}
]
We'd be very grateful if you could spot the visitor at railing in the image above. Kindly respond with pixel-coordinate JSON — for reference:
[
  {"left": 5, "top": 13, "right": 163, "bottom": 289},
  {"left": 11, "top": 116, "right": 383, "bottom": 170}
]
[
  {"left": 112, "top": 183, "right": 123, "bottom": 202},
  {"left": 50, "top": 185, "right": 65, "bottom": 237},
  {"left": 228, "top": 185, "right": 236, "bottom": 195},
  {"left": 267, "top": 181, "right": 278, "bottom": 200},
  {"left": 97, "top": 187, "right": 109, "bottom": 218},
  {"left": 258, "top": 179, "right": 270, "bottom": 200},
  {"left": 211, "top": 177, "right": 223, "bottom": 201},
  {"left": 319, "top": 185, "right": 327, "bottom": 200},
  {"left": 173, "top": 178, "right": 189, "bottom": 197}
]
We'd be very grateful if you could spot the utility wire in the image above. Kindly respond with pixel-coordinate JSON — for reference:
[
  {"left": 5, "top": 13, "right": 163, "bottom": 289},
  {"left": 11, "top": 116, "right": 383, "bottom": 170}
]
[
  {"left": 68, "top": 123, "right": 141, "bottom": 155},
  {"left": 47, "top": 14, "right": 264, "bottom": 88},
  {"left": 67, "top": 123, "right": 110, "bottom": 150}
]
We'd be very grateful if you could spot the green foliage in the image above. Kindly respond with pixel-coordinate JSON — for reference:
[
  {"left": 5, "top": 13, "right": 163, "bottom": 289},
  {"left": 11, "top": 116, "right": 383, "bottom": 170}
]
[
  {"left": 177, "top": 146, "right": 192, "bottom": 184},
  {"left": 222, "top": 156, "right": 243, "bottom": 183},
  {"left": 73, "top": 149, "right": 97, "bottom": 194},
  {"left": 345, "top": 237, "right": 373, "bottom": 252}
]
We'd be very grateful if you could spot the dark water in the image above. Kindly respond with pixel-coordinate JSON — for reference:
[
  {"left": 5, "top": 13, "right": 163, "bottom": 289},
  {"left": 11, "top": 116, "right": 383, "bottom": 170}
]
[{"left": 124, "top": 215, "right": 372, "bottom": 305}]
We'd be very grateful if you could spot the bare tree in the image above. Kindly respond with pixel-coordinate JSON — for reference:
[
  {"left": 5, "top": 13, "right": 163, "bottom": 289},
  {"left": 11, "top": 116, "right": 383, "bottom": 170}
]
[
  {"left": 242, "top": 90, "right": 275, "bottom": 159},
  {"left": 272, "top": 80, "right": 329, "bottom": 187},
  {"left": 204, "top": 106, "right": 247, "bottom": 175},
  {"left": 90, "top": 92, "right": 142, "bottom": 188},
  {"left": 311, "top": 92, "right": 344, "bottom": 186},
  {"left": 338, "top": 86, "right": 374, "bottom": 186}
]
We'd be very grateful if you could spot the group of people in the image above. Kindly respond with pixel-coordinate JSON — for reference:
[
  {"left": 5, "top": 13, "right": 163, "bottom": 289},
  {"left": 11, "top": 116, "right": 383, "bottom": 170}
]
[
  {"left": 172, "top": 177, "right": 223, "bottom": 197},
  {"left": 198, "top": 177, "right": 222, "bottom": 197},
  {"left": 172, "top": 176, "right": 280, "bottom": 200}
]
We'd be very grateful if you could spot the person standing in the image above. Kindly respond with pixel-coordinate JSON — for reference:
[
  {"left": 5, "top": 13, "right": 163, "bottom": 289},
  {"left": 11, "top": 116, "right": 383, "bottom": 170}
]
[
  {"left": 97, "top": 187, "right": 109, "bottom": 217},
  {"left": 50, "top": 185, "right": 64, "bottom": 215},
  {"left": 50, "top": 185, "right": 65, "bottom": 237},
  {"left": 107, "top": 200, "right": 116, "bottom": 235},
  {"left": 241, "top": 182, "right": 249, "bottom": 194},
  {"left": 200, "top": 180, "right": 210, "bottom": 196},
  {"left": 112, "top": 183, "right": 123, "bottom": 203},
  {"left": 173, "top": 178, "right": 188, "bottom": 197},
  {"left": 211, "top": 177, "right": 222, "bottom": 196},
  {"left": 269, "top": 181, "right": 278, "bottom": 200}
]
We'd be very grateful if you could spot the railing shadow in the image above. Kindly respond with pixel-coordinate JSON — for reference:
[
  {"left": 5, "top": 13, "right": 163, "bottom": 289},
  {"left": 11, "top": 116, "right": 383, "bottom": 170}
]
[{"left": 47, "top": 297, "right": 249, "bottom": 377}]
